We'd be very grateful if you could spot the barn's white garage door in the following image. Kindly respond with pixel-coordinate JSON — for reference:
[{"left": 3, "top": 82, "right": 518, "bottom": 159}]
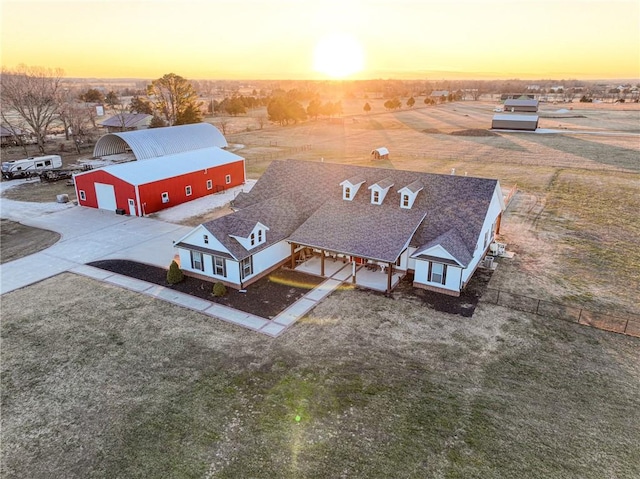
[{"left": 95, "top": 183, "right": 117, "bottom": 211}]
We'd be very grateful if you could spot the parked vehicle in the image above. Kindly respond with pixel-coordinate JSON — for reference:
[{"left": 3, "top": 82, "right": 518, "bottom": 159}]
[{"left": 1, "top": 155, "right": 62, "bottom": 179}]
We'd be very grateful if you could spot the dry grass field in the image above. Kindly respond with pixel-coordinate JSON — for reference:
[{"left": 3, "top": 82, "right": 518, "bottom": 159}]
[
  {"left": 2, "top": 99, "right": 639, "bottom": 478},
  {"left": 1, "top": 274, "right": 639, "bottom": 478}
]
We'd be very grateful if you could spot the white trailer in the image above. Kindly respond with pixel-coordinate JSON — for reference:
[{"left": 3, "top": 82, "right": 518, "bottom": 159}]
[{"left": 1, "top": 155, "right": 62, "bottom": 179}]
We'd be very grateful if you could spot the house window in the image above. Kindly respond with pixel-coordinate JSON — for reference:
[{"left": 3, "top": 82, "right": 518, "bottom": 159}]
[
  {"left": 185, "top": 185, "right": 192, "bottom": 196},
  {"left": 225, "top": 174, "right": 231, "bottom": 184},
  {"left": 191, "top": 250, "right": 204, "bottom": 271},
  {"left": 258, "top": 229, "right": 263, "bottom": 243},
  {"left": 206, "top": 179, "right": 213, "bottom": 190},
  {"left": 79, "top": 190, "right": 86, "bottom": 201},
  {"left": 203, "top": 234, "right": 209, "bottom": 244},
  {"left": 428, "top": 262, "right": 447, "bottom": 285},
  {"left": 161, "top": 192, "right": 169, "bottom": 203},
  {"left": 213, "top": 255, "right": 226, "bottom": 277},
  {"left": 373, "top": 190, "right": 380, "bottom": 204},
  {"left": 250, "top": 232, "right": 256, "bottom": 246},
  {"left": 345, "top": 187, "right": 351, "bottom": 199},
  {"left": 241, "top": 256, "right": 253, "bottom": 280},
  {"left": 402, "top": 194, "right": 410, "bottom": 207}
]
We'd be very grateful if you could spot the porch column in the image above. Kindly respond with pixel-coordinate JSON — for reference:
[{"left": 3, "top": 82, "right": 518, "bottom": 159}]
[
  {"left": 352, "top": 260, "right": 356, "bottom": 284},
  {"left": 290, "top": 243, "right": 296, "bottom": 269},
  {"left": 496, "top": 213, "right": 502, "bottom": 234},
  {"left": 321, "top": 250, "right": 325, "bottom": 277},
  {"left": 387, "top": 262, "right": 393, "bottom": 293}
]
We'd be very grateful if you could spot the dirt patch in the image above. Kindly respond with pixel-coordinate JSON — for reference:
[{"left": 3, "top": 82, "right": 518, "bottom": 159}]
[
  {"left": 450, "top": 128, "right": 498, "bottom": 137},
  {"left": 87, "top": 259, "right": 325, "bottom": 319},
  {"left": 391, "top": 268, "right": 493, "bottom": 317},
  {"left": 1, "top": 178, "right": 77, "bottom": 203},
  {"left": 0, "top": 219, "right": 60, "bottom": 263}
]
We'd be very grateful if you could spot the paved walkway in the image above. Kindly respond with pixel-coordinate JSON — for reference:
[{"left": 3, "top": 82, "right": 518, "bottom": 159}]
[
  {"left": 1, "top": 182, "right": 344, "bottom": 337},
  {"left": 71, "top": 264, "right": 344, "bottom": 337}
]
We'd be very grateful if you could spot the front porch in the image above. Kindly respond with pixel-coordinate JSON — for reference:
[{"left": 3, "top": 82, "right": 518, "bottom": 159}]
[{"left": 293, "top": 255, "right": 404, "bottom": 293}]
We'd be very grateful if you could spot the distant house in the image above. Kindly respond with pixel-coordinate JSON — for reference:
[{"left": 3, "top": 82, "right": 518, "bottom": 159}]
[
  {"left": 504, "top": 99, "right": 539, "bottom": 112},
  {"left": 491, "top": 114, "right": 539, "bottom": 131},
  {"left": 430, "top": 90, "right": 449, "bottom": 101},
  {"left": 99, "top": 113, "right": 153, "bottom": 133},
  {"left": 174, "top": 160, "right": 504, "bottom": 296},
  {"left": 75, "top": 123, "right": 243, "bottom": 215},
  {"left": 371, "top": 147, "right": 389, "bottom": 160},
  {"left": 0, "top": 125, "right": 28, "bottom": 146}
]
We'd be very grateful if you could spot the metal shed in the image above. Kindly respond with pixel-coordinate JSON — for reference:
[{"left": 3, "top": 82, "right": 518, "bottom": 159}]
[
  {"left": 504, "top": 99, "right": 539, "bottom": 112},
  {"left": 93, "top": 123, "right": 228, "bottom": 160},
  {"left": 491, "top": 114, "right": 539, "bottom": 131}
]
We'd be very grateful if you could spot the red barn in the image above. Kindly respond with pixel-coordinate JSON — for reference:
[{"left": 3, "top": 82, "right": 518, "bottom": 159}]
[{"left": 74, "top": 147, "right": 245, "bottom": 216}]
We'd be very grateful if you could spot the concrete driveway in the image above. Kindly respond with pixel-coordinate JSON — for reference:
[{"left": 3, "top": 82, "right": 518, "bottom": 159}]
[{"left": 0, "top": 197, "right": 192, "bottom": 295}]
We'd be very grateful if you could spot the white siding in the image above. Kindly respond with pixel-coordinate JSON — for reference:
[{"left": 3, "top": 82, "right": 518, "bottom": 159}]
[
  {"left": 179, "top": 225, "right": 231, "bottom": 254},
  {"left": 414, "top": 260, "right": 462, "bottom": 293},
  {"left": 245, "top": 240, "right": 291, "bottom": 280},
  {"left": 407, "top": 247, "right": 418, "bottom": 270},
  {"left": 461, "top": 185, "right": 504, "bottom": 285}
]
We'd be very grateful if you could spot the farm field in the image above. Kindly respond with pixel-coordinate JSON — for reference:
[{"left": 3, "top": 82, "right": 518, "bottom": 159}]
[
  {"left": 1, "top": 274, "right": 639, "bottom": 478},
  {"left": 1, "top": 99, "right": 639, "bottom": 478}
]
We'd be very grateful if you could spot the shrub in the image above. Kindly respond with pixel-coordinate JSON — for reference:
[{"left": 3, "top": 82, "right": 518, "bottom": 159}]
[
  {"left": 166, "top": 260, "right": 184, "bottom": 284},
  {"left": 212, "top": 282, "right": 227, "bottom": 297}
]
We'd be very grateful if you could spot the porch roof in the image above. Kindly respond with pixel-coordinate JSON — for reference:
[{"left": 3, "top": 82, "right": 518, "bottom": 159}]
[{"left": 288, "top": 198, "right": 426, "bottom": 263}]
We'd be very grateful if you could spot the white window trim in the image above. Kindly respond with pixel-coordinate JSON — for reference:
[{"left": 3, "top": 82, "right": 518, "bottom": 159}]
[
  {"left": 206, "top": 179, "right": 213, "bottom": 190},
  {"left": 191, "top": 250, "right": 204, "bottom": 271},
  {"left": 161, "top": 192, "right": 169, "bottom": 203},
  {"left": 225, "top": 174, "right": 231, "bottom": 184},
  {"left": 185, "top": 185, "right": 192, "bottom": 196},
  {"left": 213, "top": 255, "right": 227, "bottom": 277},
  {"left": 79, "top": 190, "right": 86, "bottom": 201}
]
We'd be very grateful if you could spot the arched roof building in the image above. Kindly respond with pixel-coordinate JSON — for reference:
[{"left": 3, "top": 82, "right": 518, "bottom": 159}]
[{"left": 93, "top": 123, "right": 228, "bottom": 160}]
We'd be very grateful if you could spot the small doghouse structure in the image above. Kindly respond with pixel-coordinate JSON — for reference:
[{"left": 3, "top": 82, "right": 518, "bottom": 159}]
[
  {"left": 491, "top": 114, "right": 539, "bottom": 131},
  {"left": 371, "top": 147, "right": 389, "bottom": 160}
]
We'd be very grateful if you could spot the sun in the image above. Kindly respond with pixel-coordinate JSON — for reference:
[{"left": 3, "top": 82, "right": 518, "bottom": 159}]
[{"left": 313, "top": 33, "right": 365, "bottom": 79}]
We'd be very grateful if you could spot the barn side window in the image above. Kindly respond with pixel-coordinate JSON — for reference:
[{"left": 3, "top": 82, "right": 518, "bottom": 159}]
[
  {"left": 161, "top": 192, "right": 169, "bottom": 203},
  {"left": 225, "top": 174, "right": 231, "bottom": 184},
  {"left": 185, "top": 185, "right": 192, "bottom": 196},
  {"left": 206, "top": 179, "right": 213, "bottom": 190},
  {"left": 79, "top": 190, "right": 86, "bottom": 201}
]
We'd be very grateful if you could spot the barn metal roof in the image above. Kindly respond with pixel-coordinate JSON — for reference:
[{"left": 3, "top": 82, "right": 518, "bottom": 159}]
[
  {"left": 492, "top": 114, "right": 539, "bottom": 122},
  {"left": 75, "top": 147, "right": 242, "bottom": 186},
  {"left": 92, "top": 123, "right": 228, "bottom": 160}
]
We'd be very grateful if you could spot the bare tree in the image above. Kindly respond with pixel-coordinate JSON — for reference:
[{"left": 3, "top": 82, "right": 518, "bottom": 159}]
[
  {"left": 0, "top": 64, "right": 64, "bottom": 154},
  {"left": 217, "top": 118, "right": 230, "bottom": 136},
  {"left": 146, "top": 73, "right": 201, "bottom": 126}
]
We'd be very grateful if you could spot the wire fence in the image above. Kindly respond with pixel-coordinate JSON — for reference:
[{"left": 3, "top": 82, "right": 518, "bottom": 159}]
[
  {"left": 245, "top": 144, "right": 313, "bottom": 164},
  {"left": 481, "top": 287, "right": 639, "bottom": 338}
]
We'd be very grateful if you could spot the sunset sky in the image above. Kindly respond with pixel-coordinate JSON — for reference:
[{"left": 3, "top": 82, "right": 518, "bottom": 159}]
[{"left": 1, "top": 0, "right": 638, "bottom": 81}]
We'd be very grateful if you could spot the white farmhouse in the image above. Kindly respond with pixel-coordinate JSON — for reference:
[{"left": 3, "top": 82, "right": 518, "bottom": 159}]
[{"left": 175, "top": 160, "right": 504, "bottom": 296}]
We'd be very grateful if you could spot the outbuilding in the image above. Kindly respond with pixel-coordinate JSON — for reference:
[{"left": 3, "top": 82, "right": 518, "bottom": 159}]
[
  {"left": 74, "top": 147, "right": 245, "bottom": 216},
  {"left": 491, "top": 114, "right": 539, "bottom": 131},
  {"left": 371, "top": 147, "right": 389, "bottom": 160},
  {"left": 504, "top": 99, "right": 539, "bottom": 112}
]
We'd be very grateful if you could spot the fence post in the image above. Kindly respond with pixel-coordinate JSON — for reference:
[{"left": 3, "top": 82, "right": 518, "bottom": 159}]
[
  {"left": 535, "top": 299, "right": 540, "bottom": 315},
  {"left": 496, "top": 289, "right": 500, "bottom": 305}
]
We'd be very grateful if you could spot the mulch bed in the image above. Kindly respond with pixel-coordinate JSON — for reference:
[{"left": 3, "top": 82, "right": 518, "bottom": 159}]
[
  {"left": 450, "top": 129, "right": 498, "bottom": 137},
  {"left": 88, "top": 260, "right": 325, "bottom": 319},
  {"left": 393, "top": 268, "right": 494, "bottom": 317}
]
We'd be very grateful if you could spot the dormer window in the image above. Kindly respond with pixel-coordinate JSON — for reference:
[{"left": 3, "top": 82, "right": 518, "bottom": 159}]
[
  {"left": 340, "top": 177, "right": 366, "bottom": 201},
  {"left": 230, "top": 221, "right": 269, "bottom": 250},
  {"left": 369, "top": 178, "right": 393, "bottom": 205},
  {"left": 258, "top": 229, "right": 263, "bottom": 243},
  {"left": 250, "top": 232, "right": 256, "bottom": 246},
  {"left": 398, "top": 180, "right": 423, "bottom": 209}
]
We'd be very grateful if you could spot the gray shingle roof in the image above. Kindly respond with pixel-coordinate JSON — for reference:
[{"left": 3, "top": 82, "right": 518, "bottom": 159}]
[
  {"left": 209, "top": 159, "right": 498, "bottom": 265},
  {"left": 413, "top": 229, "right": 472, "bottom": 266}
]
